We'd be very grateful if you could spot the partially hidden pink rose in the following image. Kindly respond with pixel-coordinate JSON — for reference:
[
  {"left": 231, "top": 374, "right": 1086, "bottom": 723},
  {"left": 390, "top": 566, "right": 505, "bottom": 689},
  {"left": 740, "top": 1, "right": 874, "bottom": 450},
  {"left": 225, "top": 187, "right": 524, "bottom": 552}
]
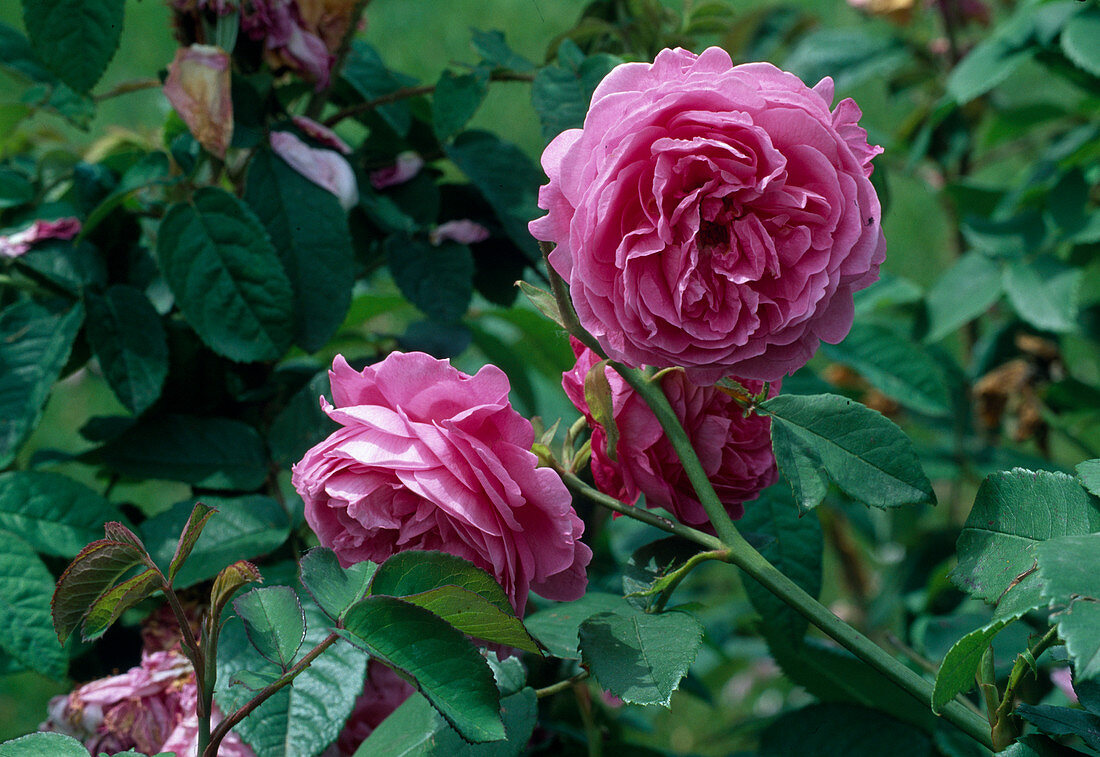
[
  {"left": 330, "top": 660, "right": 415, "bottom": 755},
  {"left": 1051, "top": 667, "right": 1078, "bottom": 704},
  {"left": 292, "top": 115, "right": 352, "bottom": 154},
  {"left": 562, "top": 339, "right": 777, "bottom": 526},
  {"left": 369, "top": 151, "right": 423, "bottom": 190},
  {"left": 164, "top": 44, "right": 234, "bottom": 159},
  {"left": 271, "top": 130, "right": 359, "bottom": 210},
  {"left": 530, "top": 47, "right": 886, "bottom": 384},
  {"left": 292, "top": 351, "right": 592, "bottom": 615},
  {"left": 40, "top": 649, "right": 253, "bottom": 757},
  {"left": 241, "top": 0, "right": 335, "bottom": 89},
  {"left": 430, "top": 219, "right": 490, "bottom": 246},
  {"left": 0, "top": 217, "right": 81, "bottom": 259}
]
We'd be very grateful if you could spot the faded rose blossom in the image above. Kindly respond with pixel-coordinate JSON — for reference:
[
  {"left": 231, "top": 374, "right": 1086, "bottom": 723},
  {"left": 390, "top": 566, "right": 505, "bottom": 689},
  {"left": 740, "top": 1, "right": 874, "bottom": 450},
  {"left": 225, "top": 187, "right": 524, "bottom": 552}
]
[
  {"left": 292, "top": 114, "right": 352, "bottom": 154},
  {"left": 330, "top": 660, "right": 415, "bottom": 755},
  {"left": 241, "top": 0, "right": 334, "bottom": 89},
  {"left": 562, "top": 339, "right": 777, "bottom": 527},
  {"left": 430, "top": 219, "right": 491, "bottom": 246},
  {"left": 369, "top": 151, "right": 423, "bottom": 189},
  {"left": 292, "top": 351, "right": 591, "bottom": 615},
  {"left": 0, "top": 217, "right": 81, "bottom": 259},
  {"left": 295, "top": 0, "right": 360, "bottom": 53},
  {"left": 164, "top": 44, "right": 233, "bottom": 159},
  {"left": 530, "top": 47, "right": 885, "bottom": 384},
  {"left": 40, "top": 649, "right": 252, "bottom": 757},
  {"left": 271, "top": 130, "right": 359, "bottom": 210}
]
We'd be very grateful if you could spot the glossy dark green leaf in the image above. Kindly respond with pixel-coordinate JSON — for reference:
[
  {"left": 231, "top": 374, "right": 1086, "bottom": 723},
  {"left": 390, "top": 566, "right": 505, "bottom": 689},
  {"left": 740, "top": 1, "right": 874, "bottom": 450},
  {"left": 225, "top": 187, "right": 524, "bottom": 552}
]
[
  {"left": 0, "top": 471, "right": 127, "bottom": 558},
  {"left": 369, "top": 551, "right": 512, "bottom": 614},
  {"left": 759, "top": 703, "right": 932, "bottom": 757},
  {"left": 784, "top": 29, "right": 908, "bottom": 91},
  {"left": 341, "top": 41, "right": 417, "bottom": 135},
  {"left": 433, "top": 70, "right": 489, "bottom": 142},
  {"left": 385, "top": 234, "right": 474, "bottom": 323},
  {"left": 531, "top": 41, "right": 620, "bottom": 139},
  {"left": 84, "top": 285, "right": 169, "bottom": 415},
  {"left": 1078, "top": 459, "right": 1100, "bottom": 498},
  {"left": 298, "top": 547, "right": 375, "bottom": 622},
  {"left": 244, "top": 148, "right": 354, "bottom": 352},
  {"left": 234, "top": 586, "right": 306, "bottom": 671},
  {"left": 932, "top": 611, "right": 1027, "bottom": 713},
  {"left": 52, "top": 538, "right": 148, "bottom": 646},
  {"left": 523, "top": 592, "right": 632, "bottom": 660},
  {"left": 470, "top": 29, "right": 535, "bottom": 72},
  {"left": 761, "top": 393, "right": 936, "bottom": 513},
  {"left": 622, "top": 537, "right": 702, "bottom": 611},
  {"left": 0, "top": 168, "right": 33, "bottom": 209},
  {"left": 400, "top": 586, "right": 540, "bottom": 654},
  {"left": 0, "top": 299, "right": 83, "bottom": 467},
  {"left": 947, "top": 9, "right": 1036, "bottom": 103},
  {"left": 79, "top": 151, "right": 173, "bottom": 241},
  {"left": 142, "top": 496, "right": 290, "bottom": 589},
  {"left": 739, "top": 486, "right": 823, "bottom": 648},
  {"left": 157, "top": 187, "right": 294, "bottom": 362},
  {"left": 343, "top": 596, "right": 504, "bottom": 742},
  {"left": 22, "top": 0, "right": 124, "bottom": 92},
  {"left": 924, "top": 252, "right": 1003, "bottom": 343},
  {"left": 0, "top": 22, "right": 55, "bottom": 83},
  {"left": 0, "top": 731, "right": 91, "bottom": 756},
  {"left": 1017, "top": 704, "right": 1100, "bottom": 750},
  {"left": 268, "top": 368, "right": 333, "bottom": 469},
  {"left": 822, "top": 323, "right": 951, "bottom": 417},
  {"left": 578, "top": 609, "right": 704, "bottom": 706},
  {"left": 0, "top": 533, "right": 68, "bottom": 678},
  {"left": 355, "top": 688, "right": 536, "bottom": 757},
  {"left": 1036, "top": 534, "right": 1100, "bottom": 681},
  {"left": 1061, "top": 8, "right": 1100, "bottom": 77},
  {"left": 1003, "top": 257, "right": 1081, "bottom": 333},
  {"left": 952, "top": 469, "right": 1100, "bottom": 617}
]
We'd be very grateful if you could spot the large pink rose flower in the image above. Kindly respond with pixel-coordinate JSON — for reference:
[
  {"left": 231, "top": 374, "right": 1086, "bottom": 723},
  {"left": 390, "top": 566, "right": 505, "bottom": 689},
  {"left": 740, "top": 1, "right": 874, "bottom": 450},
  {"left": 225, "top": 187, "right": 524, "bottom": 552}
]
[
  {"left": 530, "top": 47, "right": 886, "bottom": 383},
  {"left": 292, "top": 351, "right": 591, "bottom": 615},
  {"left": 563, "top": 340, "right": 777, "bottom": 526}
]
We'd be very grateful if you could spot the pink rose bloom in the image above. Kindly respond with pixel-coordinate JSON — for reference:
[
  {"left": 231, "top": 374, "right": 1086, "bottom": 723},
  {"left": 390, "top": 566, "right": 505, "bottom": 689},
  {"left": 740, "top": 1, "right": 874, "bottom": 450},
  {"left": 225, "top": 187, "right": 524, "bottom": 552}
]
[
  {"left": 0, "top": 217, "right": 81, "bottom": 258},
  {"left": 292, "top": 351, "right": 591, "bottom": 614},
  {"left": 530, "top": 47, "right": 886, "bottom": 384},
  {"left": 40, "top": 649, "right": 253, "bottom": 756},
  {"left": 164, "top": 44, "right": 234, "bottom": 159},
  {"left": 330, "top": 660, "right": 415, "bottom": 755},
  {"left": 241, "top": 0, "right": 334, "bottom": 89},
  {"left": 562, "top": 340, "right": 777, "bottom": 526},
  {"left": 271, "top": 130, "right": 359, "bottom": 210},
  {"left": 369, "top": 151, "right": 423, "bottom": 189},
  {"left": 430, "top": 219, "right": 491, "bottom": 246},
  {"left": 292, "top": 114, "right": 352, "bottom": 154}
]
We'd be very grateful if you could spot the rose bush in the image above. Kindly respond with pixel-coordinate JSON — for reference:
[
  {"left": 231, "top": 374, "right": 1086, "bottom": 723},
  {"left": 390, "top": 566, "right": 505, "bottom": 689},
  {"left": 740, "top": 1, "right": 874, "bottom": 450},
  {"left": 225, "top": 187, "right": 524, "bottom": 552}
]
[
  {"left": 562, "top": 340, "right": 777, "bottom": 526},
  {"left": 292, "top": 351, "right": 591, "bottom": 614},
  {"left": 530, "top": 46, "right": 886, "bottom": 383},
  {"left": 328, "top": 660, "right": 415, "bottom": 756}
]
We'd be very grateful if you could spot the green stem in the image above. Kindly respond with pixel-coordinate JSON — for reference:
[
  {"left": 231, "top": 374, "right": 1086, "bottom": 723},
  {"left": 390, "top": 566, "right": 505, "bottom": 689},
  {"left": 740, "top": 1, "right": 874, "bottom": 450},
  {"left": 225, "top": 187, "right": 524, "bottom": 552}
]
[
  {"left": 990, "top": 625, "right": 1059, "bottom": 750},
  {"left": 650, "top": 549, "right": 728, "bottom": 612},
  {"left": 536, "top": 670, "right": 590, "bottom": 699}
]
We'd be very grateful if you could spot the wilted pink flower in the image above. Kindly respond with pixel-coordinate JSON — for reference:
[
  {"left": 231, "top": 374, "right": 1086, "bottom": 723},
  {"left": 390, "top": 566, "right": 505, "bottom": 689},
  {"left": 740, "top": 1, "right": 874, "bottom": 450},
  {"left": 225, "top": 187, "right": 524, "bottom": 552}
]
[
  {"left": 330, "top": 661, "right": 415, "bottom": 755},
  {"left": 0, "top": 217, "right": 81, "bottom": 259},
  {"left": 164, "top": 44, "right": 233, "bottom": 159},
  {"left": 270, "top": 130, "right": 359, "bottom": 210},
  {"left": 369, "top": 151, "right": 423, "bottom": 189},
  {"left": 40, "top": 650, "right": 252, "bottom": 757},
  {"left": 292, "top": 115, "right": 352, "bottom": 154},
  {"left": 296, "top": 0, "right": 360, "bottom": 53},
  {"left": 241, "top": 0, "right": 335, "bottom": 89},
  {"left": 430, "top": 219, "right": 491, "bottom": 246},
  {"left": 530, "top": 47, "right": 885, "bottom": 384},
  {"left": 292, "top": 352, "right": 591, "bottom": 615},
  {"left": 562, "top": 340, "right": 777, "bottom": 526}
]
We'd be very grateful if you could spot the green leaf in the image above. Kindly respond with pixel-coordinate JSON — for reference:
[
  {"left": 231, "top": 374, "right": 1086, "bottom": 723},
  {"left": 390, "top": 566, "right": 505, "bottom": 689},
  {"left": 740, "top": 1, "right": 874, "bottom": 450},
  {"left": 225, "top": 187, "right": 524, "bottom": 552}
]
[
  {"left": 433, "top": 70, "right": 489, "bottom": 142},
  {"left": 1036, "top": 533, "right": 1100, "bottom": 681},
  {"left": 234, "top": 586, "right": 306, "bottom": 671},
  {"left": 1003, "top": 257, "right": 1081, "bottom": 333},
  {"left": 84, "top": 285, "right": 169, "bottom": 415},
  {"left": 578, "top": 608, "right": 704, "bottom": 707},
  {"left": 622, "top": 537, "right": 702, "bottom": 611},
  {"left": 446, "top": 131, "right": 542, "bottom": 263},
  {"left": 0, "top": 471, "right": 127, "bottom": 558},
  {"left": 924, "top": 252, "right": 1003, "bottom": 343},
  {"left": 952, "top": 469, "right": 1100, "bottom": 615},
  {"left": 531, "top": 41, "right": 620, "bottom": 140},
  {"left": 0, "top": 168, "right": 33, "bottom": 209},
  {"left": 157, "top": 187, "right": 294, "bottom": 362},
  {"left": 215, "top": 592, "right": 368, "bottom": 757},
  {"left": 355, "top": 688, "right": 536, "bottom": 757},
  {"left": 584, "top": 359, "right": 618, "bottom": 461},
  {"left": 470, "top": 30, "right": 535, "bottom": 72},
  {"left": 739, "top": 486, "right": 823, "bottom": 648},
  {"left": 343, "top": 596, "right": 504, "bottom": 742},
  {"left": 369, "top": 551, "right": 512, "bottom": 614},
  {"left": 1061, "top": 8, "right": 1100, "bottom": 78},
  {"left": 22, "top": 0, "right": 124, "bottom": 92},
  {"left": 168, "top": 501, "right": 217, "bottom": 584},
  {"left": 399, "top": 586, "right": 540, "bottom": 654},
  {"left": 244, "top": 149, "right": 354, "bottom": 352},
  {"left": 516, "top": 281, "right": 564, "bottom": 328},
  {"left": 822, "top": 323, "right": 951, "bottom": 417},
  {"left": 341, "top": 41, "right": 417, "bottom": 135},
  {"left": 52, "top": 538, "right": 149, "bottom": 646},
  {"left": 784, "top": 29, "right": 908, "bottom": 92},
  {"left": 0, "top": 22, "right": 55, "bottom": 83},
  {"left": 523, "top": 592, "right": 632, "bottom": 660},
  {"left": 932, "top": 612, "right": 1026, "bottom": 713},
  {"left": 761, "top": 393, "right": 936, "bottom": 513},
  {"left": 0, "top": 732, "right": 91, "bottom": 756},
  {"left": 947, "top": 11, "right": 1035, "bottom": 103},
  {"left": 142, "top": 495, "right": 290, "bottom": 589},
  {"left": 385, "top": 234, "right": 474, "bottom": 323},
  {"left": 0, "top": 299, "right": 84, "bottom": 467},
  {"left": 81, "top": 567, "right": 162, "bottom": 641},
  {"left": 0, "top": 533, "right": 68, "bottom": 678},
  {"left": 268, "top": 369, "right": 333, "bottom": 469},
  {"left": 1077, "top": 459, "right": 1100, "bottom": 498},
  {"left": 758, "top": 703, "right": 932, "bottom": 757},
  {"left": 96, "top": 415, "right": 268, "bottom": 491},
  {"left": 80, "top": 151, "right": 174, "bottom": 241},
  {"left": 298, "top": 547, "right": 375, "bottom": 622},
  {"left": 1017, "top": 704, "right": 1100, "bottom": 750},
  {"left": 1003, "top": 733, "right": 1092, "bottom": 756}
]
